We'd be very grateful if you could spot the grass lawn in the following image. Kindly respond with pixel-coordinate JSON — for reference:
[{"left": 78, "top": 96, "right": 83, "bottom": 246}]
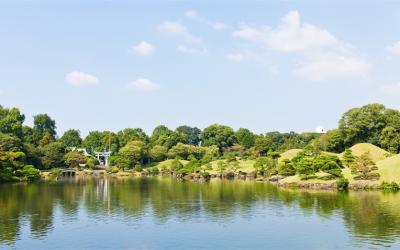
[
  {"left": 339, "top": 143, "right": 391, "bottom": 162},
  {"left": 152, "top": 143, "right": 400, "bottom": 186},
  {"left": 279, "top": 149, "right": 301, "bottom": 161},
  {"left": 376, "top": 154, "right": 400, "bottom": 182}
]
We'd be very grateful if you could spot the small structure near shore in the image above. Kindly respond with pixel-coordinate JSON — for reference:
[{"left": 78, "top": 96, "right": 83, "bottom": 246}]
[
  {"left": 60, "top": 169, "right": 76, "bottom": 177},
  {"left": 94, "top": 148, "right": 112, "bottom": 167}
]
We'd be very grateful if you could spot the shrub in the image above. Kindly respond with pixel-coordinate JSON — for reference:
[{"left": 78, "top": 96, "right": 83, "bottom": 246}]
[
  {"left": 150, "top": 167, "right": 159, "bottom": 175},
  {"left": 51, "top": 168, "right": 61, "bottom": 175},
  {"left": 224, "top": 152, "right": 236, "bottom": 162},
  {"left": 170, "top": 159, "right": 184, "bottom": 172},
  {"left": 225, "top": 172, "right": 235, "bottom": 179},
  {"left": 380, "top": 181, "right": 400, "bottom": 191},
  {"left": 324, "top": 168, "right": 343, "bottom": 178},
  {"left": 22, "top": 165, "right": 41, "bottom": 182},
  {"left": 201, "top": 171, "right": 210, "bottom": 179},
  {"left": 294, "top": 157, "right": 315, "bottom": 177},
  {"left": 107, "top": 166, "right": 119, "bottom": 174},
  {"left": 353, "top": 152, "right": 379, "bottom": 179},
  {"left": 353, "top": 172, "right": 380, "bottom": 180},
  {"left": 278, "top": 159, "right": 296, "bottom": 176},
  {"left": 178, "top": 167, "right": 191, "bottom": 176},
  {"left": 160, "top": 166, "right": 169, "bottom": 174},
  {"left": 86, "top": 157, "right": 99, "bottom": 168},
  {"left": 299, "top": 174, "right": 317, "bottom": 180},
  {"left": 134, "top": 164, "right": 142, "bottom": 172},
  {"left": 204, "top": 163, "right": 212, "bottom": 171},
  {"left": 336, "top": 178, "right": 349, "bottom": 191},
  {"left": 64, "top": 151, "right": 87, "bottom": 168}
]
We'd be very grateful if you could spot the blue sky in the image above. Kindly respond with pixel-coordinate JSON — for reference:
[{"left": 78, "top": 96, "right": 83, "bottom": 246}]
[{"left": 1, "top": 2, "right": 400, "bottom": 136}]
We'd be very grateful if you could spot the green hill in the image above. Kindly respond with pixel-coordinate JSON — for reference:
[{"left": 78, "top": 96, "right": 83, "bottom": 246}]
[
  {"left": 279, "top": 149, "right": 301, "bottom": 161},
  {"left": 154, "top": 159, "right": 188, "bottom": 170},
  {"left": 376, "top": 154, "right": 400, "bottom": 182},
  {"left": 342, "top": 143, "right": 391, "bottom": 162}
]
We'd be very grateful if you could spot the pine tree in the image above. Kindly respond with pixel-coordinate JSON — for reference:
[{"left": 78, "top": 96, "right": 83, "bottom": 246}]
[{"left": 342, "top": 148, "right": 356, "bottom": 168}]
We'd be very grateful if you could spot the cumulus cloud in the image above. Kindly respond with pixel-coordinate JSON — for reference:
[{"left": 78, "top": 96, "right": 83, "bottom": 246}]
[
  {"left": 233, "top": 11, "right": 338, "bottom": 53},
  {"left": 232, "top": 10, "right": 370, "bottom": 81},
  {"left": 184, "top": 9, "right": 228, "bottom": 30},
  {"left": 387, "top": 41, "right": 400, "bottom": 57},
  {"left": 127, "top": 78, "right": 160, "bottom": 91},
  {"left": 158, "top": 21, "right": 201, "bottom": 43},
  {"left": 177, "top": 45, "right": 207, "bottom": 55},
  {"left": 293, "top": 54, "right": 370, "bottom": 81},
  {"left": 131, "top": 41, "right": 154, "bottom": 56},
  {"left": 66, "top": 71, "right": 99, "bottom": 87}
]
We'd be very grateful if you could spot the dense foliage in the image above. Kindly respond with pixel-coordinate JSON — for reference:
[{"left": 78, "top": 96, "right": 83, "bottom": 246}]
[{"left": 0, "top": 103, "right": 398, "bottom": 182}]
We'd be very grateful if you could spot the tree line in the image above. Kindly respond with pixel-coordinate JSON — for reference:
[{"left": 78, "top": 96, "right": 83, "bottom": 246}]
[{"left": 1, "top": 103, "right": 400, "bottom": 182}]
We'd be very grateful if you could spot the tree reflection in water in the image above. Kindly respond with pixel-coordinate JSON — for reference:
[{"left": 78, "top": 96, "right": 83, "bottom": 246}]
[{"left": 1, "top": 177, "right": 400, "bottom": 247}]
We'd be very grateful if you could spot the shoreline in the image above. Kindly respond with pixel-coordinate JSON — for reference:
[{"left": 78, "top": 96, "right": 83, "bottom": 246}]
[{"left": 39, "top": 169, "right": 389, "bottom": 191}]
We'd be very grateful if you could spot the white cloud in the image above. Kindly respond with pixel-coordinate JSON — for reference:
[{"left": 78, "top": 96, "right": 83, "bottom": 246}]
[
  {"left": 293, "top": 54, "right": 371, "bottom": 81},
  {"left": 233, "top": 11, "right": 338, "bottom": 53},
  {"left": 212, "top": 22, "right": 228, "bottom": 30},
  {"left": 184, "top": 9, "right": 228, "bottom": 30},
  {"left": 184, "top": 10, "right": 198, "bottom": 19},
  {"left": 131, "top": 41, "right": 154, "bottom": 56},
  {"left": 66, "top": 71, "right": 99, "bottom": 87},
  {"left": 127, "top": 78, "right": 160, "bottom": 91},
  {"left": 158, "top": 21, "right": 200, "bottom": 43},
  {"left": 380, "top": 83, "right": 400, "bottom": 95},
  {"left": 177, "top": 45, "right": 207, "bottom": 55},
  {"left": 159, "top": 21, "right": 186, "bottom": 34},
  {"left": 226, "top": 53, "right": 244, "bottom": 62},
  {"left": 387, "top": 41, "right": 400, "bottom": 57},
  {"left": 232, "top": 10, "right": 370, "bottom": 81}
]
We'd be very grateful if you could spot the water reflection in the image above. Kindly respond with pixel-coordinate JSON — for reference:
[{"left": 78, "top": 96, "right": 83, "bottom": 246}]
[{"left": 1, "top": 177, "right": 400, "bottom": 248}]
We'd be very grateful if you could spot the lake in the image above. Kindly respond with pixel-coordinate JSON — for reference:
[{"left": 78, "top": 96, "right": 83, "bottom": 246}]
[{"left": 1, "top": 177, "right": 400, "bottom": 249}]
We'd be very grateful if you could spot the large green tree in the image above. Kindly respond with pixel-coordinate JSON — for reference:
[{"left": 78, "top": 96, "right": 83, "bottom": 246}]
[
  {"left": 339, "top": 104, "right": 390, "bottom": 146},
  {"left": 64, "top": 151, "right": 87, "bottom": 168},
  {"left": 114, "top": 140, "right": 148, "bottom": 168},
  {"left": 60, "top": 129, "right": 82, "bottom": 147},
  {"left": 0, "top": 105, "right": 25, "bottom": 138},
  {"left": 254, "top": 135, "right": 273, "bottom": 155},
  {"left": 117, "top": 128, "right": 148, "bottom": 146},
  {"left": 40, "top": 142, "right": 66, "bottom": 170},
  {"left": 83, "top": 131, "right": 105, "bottom": 154},
  {"left": 176, "top": 125, "right": 201, "bottom": 146},
  {"left": 379, "top": 126, "right": 400, "bottom": 153},
  {"left": 149, "top": 145, "right": 168, "bottom": 162},
  {"left": 235, "top": 128, "right": 255, "bottom": 149},
  {"left": 32, "top": 114, "right": 56, "bottom": 144},
  {"left": 200, "top": 124, "right": 237, "bottom": 151}
]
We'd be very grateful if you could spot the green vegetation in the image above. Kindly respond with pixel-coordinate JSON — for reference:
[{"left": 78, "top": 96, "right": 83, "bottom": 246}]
[
  {"left": 2, "top": 102, "right": 400, "bottom": 189},
  {"left": 336, "top": 178, "right": 349, "bottom": 191}
]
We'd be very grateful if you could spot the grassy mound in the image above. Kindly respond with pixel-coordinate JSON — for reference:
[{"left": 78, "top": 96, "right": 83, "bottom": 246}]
[
  {"left": 341, "top": 143, "right": 390, "bottom": 163},
  {"left": 202, "top": 160, "right": 255, "bottom": 175},
  {"left": 279, "top": 149, "right": 301, "bottom": 161},
  {"left": 154, "top": 159, "right": 188, "bottom": 170},
  {"left": 376, "top": 154, "right": 400, "bottom": 182}
]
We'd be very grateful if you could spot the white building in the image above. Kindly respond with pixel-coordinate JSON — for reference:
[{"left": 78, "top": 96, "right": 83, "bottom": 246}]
[{"left": 315, "top": 126, "right": 327, "bottom": 134}]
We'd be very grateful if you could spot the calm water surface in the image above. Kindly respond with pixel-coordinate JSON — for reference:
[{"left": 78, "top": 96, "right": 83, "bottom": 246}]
[{"left": 1, "top": 177, "right": 400, "bottom": 249}]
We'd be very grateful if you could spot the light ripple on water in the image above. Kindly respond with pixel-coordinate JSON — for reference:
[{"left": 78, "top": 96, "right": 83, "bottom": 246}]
[{"left": 1, "top": 178, "right": 400, "bottom": 249}]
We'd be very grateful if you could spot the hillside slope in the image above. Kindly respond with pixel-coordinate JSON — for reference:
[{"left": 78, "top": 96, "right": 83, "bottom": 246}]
[
  {"left": 342, "top": 143, "right": 391, "bottom": 162},
  {"left": 279, "top": 149, "right": 301, "bottom": 161},
  {"left": 376, "top": 154, "right": 400, "bottom": 182}
]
